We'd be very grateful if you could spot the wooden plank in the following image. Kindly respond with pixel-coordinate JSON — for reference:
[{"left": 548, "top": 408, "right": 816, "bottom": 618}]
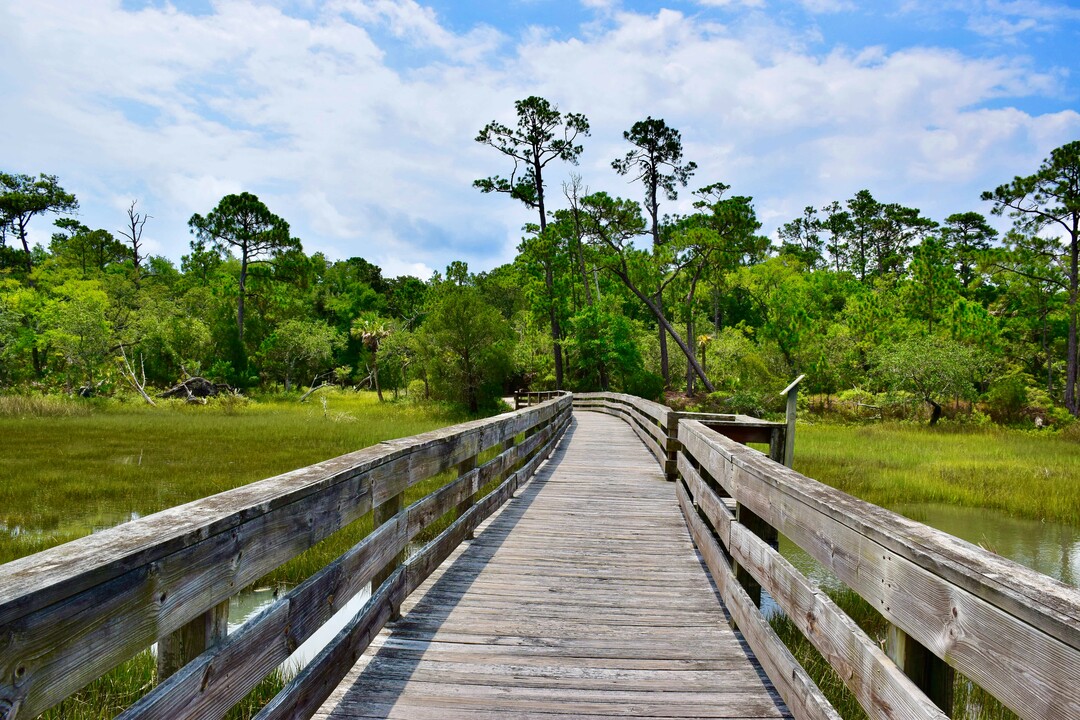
[
  {"left": 155, "top": 599, "right": 229, "bottom": 682},
  {"left": 261, "top": 412, "right": 569, "bottom": 720},
  {"left": 886, "top": 624, "right": 954, "bottom": 715},
  {"left": 255, "top": 568, "right": 408, "bottom": 720},
  {"left": 680, "top": 419, "right": 1080, "bottom": 720},
  {"left": 681, "top": 449, "right": 945, "bottom": 718},
  {"left": 677, "top": 481, "right": 838, "bottom": 720},
  {"left": 725, "top": 513, "right": 947, "bottom": 718},
  {"left": 404, "top": 422, "right": 551, "bottom": 538},
  {"left": 313, "top": 411, "right": 787, "bottom": 720}
]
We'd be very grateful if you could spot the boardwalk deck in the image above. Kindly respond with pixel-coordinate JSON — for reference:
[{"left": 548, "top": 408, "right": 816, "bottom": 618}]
[{"left": 314, "top": 411, "right": 789, "bottom": 719}]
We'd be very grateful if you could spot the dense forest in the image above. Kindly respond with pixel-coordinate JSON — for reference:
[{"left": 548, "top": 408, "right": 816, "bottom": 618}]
[{"left": 2, "top": 97, "right": 1078, "bottom": 425}]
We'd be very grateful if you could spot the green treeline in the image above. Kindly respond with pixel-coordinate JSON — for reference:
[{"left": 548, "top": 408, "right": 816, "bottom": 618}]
[
  {"left": 2, "top": 104, "right": 1079, "bottom": 424},
  {"left": 0, "top": 179, "right": 515, "bottom": 413}
]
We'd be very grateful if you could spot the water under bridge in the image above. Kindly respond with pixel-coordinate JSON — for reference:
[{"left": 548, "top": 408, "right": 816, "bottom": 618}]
[{"left": 1, "top": 393, "right": 1078, "bottom": 719}]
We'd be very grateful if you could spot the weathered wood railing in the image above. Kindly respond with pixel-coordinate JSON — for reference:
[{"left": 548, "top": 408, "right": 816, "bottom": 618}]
[
  {"left": 572, "top": 392, "right": 680, "bottom": 478},
  {"left": 513, "top": 390, "right": 565, "bottom": 409},
  {"left": 0, "top": 393, "right": 572, "bottom": 719},
  {"left": 573, "top": 391, "right": 1080, "bottom": 720}
]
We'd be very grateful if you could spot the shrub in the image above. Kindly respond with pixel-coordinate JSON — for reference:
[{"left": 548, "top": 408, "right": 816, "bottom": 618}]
[
  {"left": 624, "top": 371, "right": 665, "bottom": 402},
  {"left": 984, "top": 372, "right": 1029, "bottom": 424},
  {"left": 407, "top": 379, "right": 427, "bottom": 402}
]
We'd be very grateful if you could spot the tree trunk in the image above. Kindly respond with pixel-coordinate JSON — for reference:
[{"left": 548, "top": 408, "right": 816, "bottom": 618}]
[
  {"left": 373, "top": 362, "right": 383, "bottom": 402},
  {"left": 237, "top": 256, "right": 248, "bottom": 344},
  {"left": 575, "top": 232, "right": 593, "bottom": 306},
  {"left": 17, "top": 221, "right": 33, "bottom": 274},
  {"left": 548, "top": 272, "right": 564, "bottom": 390},
  {"left": 1067, "top": 232, "right": 1079, "bottom": 415},
  {"left": 536, "top": 159, "right": 563, "bottom": 391},
  {"left": 928, "top": 399, "right": 942, "bottom": 426},
  {"left": 686, "top": 315, "right": 695, "bottom": 396},
  {"left": 657, "top": 298, "right": 670, "bottom": 386},
  {"left": 613, "top": 267, "right": 714, "bottom": 392}
]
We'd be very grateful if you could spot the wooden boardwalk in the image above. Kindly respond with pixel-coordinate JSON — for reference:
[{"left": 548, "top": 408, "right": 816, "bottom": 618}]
[{"left": 314, "top": 411, "right": 789, "bottom": 719}]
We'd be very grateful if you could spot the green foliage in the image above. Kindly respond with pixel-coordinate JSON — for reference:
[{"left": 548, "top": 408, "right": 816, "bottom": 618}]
[
  {"left": 0, "top": 172, "right": 78, "bottom": 273},
  {"left": 624, "top": 370, "right": 665, "bottom": 402},
  {"left": 5, "top": 142, "right": 1080, "bottom": 428},
  {"left": 422, "top": 283, "right": 512, "bottom": 413},
  {"left": 611, "top": 116, "right": 696, "bottom": 244},
  {"left": 564, "top": 302, "right": 643, "bottom": 391},
  {"left": 982, "top": 140, "right": 1080, "bottom": 415},
  {"left": 474, "top": 96, "right": 589, "bottom": 216},
  {"left": 42, "top": 279, "right": 114, "bottom": 388},
  {"left": 873, "top": 334, "right": 986, "bottom": 423},
  {"left": 258, "top": 319, "right": 343, "bottom": 391},
  {"left": 984, "top": 370, "right": 1030, "bottom": 424},
  {"left": 903, "top": 237, "right": 959, "bottom": 334}
]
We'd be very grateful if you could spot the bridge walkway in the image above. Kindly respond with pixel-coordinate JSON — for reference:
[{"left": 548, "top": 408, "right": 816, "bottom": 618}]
[{"left": 314, "top": 411, "right": 790, "bottom": 719}]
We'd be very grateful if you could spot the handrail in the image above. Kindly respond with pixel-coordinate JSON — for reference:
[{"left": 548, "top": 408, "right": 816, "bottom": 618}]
[
  {"left": 512, "top": 390, "right": 565, "bottom": 409},
  {"left": 574, "top": 391, "right": 1080, "bottom": 720},
  {"left": 573, "top": 392, "right": 678, "bottom": 478},
  {"left": 0, "top": 393, "right": 572, "bottom": 719}
]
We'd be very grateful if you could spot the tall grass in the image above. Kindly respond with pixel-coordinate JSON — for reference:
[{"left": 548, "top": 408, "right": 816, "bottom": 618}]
[
  {"left": 794, "top": 422, "right": 1080, "bottom": 526},
  {"left": 0, "top": 390, "right": 470, "bottom": 565}
]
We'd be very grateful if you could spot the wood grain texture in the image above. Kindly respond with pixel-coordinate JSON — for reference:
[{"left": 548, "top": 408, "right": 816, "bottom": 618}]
[
  {"left": 312, "top": 411, "right": 789, "bottom": 720},
  {"left": 677, "top": 482, "right": 839, "bottom": 720},
  {"left": 679, "top": 419, "right": 1080, "bottom": 720},
  {"left": 680, "top": 462, "right": 947, "bottom": 719},
  {"left": 255, "top": 412, "right": 571, "bottom": 720}
]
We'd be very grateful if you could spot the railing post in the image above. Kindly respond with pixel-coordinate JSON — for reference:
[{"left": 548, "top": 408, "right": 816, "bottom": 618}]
[
  {"left": 156, "top": 599, "right": 229, "bottom": 682},
  {"left": 887, "top": 624, "right": 955, "bottom": 715},
  {"left": 373, "top": 492, "right": 405, "bottom": 619},
  {"left": 455, "top": 453, "right": 478, "bottom": 540},
  {"left": 664, "top": 410, "right": 679, "bottom": 482},
  {"left": 733, "top": 503, "right": 778, "bottom": 609},
  {"left": 780, "top": 375, "right": 805, "bottom": 468}
]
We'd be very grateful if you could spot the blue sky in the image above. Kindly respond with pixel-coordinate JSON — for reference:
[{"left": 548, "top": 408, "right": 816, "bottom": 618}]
[{"left": 1, "top": 0, "right": 1078, "bottom": 278}]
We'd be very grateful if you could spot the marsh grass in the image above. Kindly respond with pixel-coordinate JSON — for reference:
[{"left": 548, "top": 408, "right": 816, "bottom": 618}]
[
  {"left": 795, "top": 422, "right": 1080, "bottom": 526},
  {"left": 0, "top": 390, "right": 501, "bottom": 719},
  {"left": 0, "top": 390, "right": 470, "bottom": 565}
]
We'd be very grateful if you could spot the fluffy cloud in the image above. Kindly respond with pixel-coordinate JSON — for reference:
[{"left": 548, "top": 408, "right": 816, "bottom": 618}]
[{"left": 0, "top": 1, "right": 1076, "bottom": 274}]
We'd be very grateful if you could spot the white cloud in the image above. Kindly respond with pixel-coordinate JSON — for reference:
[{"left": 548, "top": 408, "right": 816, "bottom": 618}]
[{"left": 0, "top": 2, "right": 1076, "bottom": 273}]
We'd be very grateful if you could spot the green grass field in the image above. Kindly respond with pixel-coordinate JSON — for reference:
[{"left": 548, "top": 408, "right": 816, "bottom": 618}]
[
  {"left": 794, "top": 421, "right": 1080, "bottom": 526},
  {"left": 0, "top": 391, "right": 471, "bottom": 566}
]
